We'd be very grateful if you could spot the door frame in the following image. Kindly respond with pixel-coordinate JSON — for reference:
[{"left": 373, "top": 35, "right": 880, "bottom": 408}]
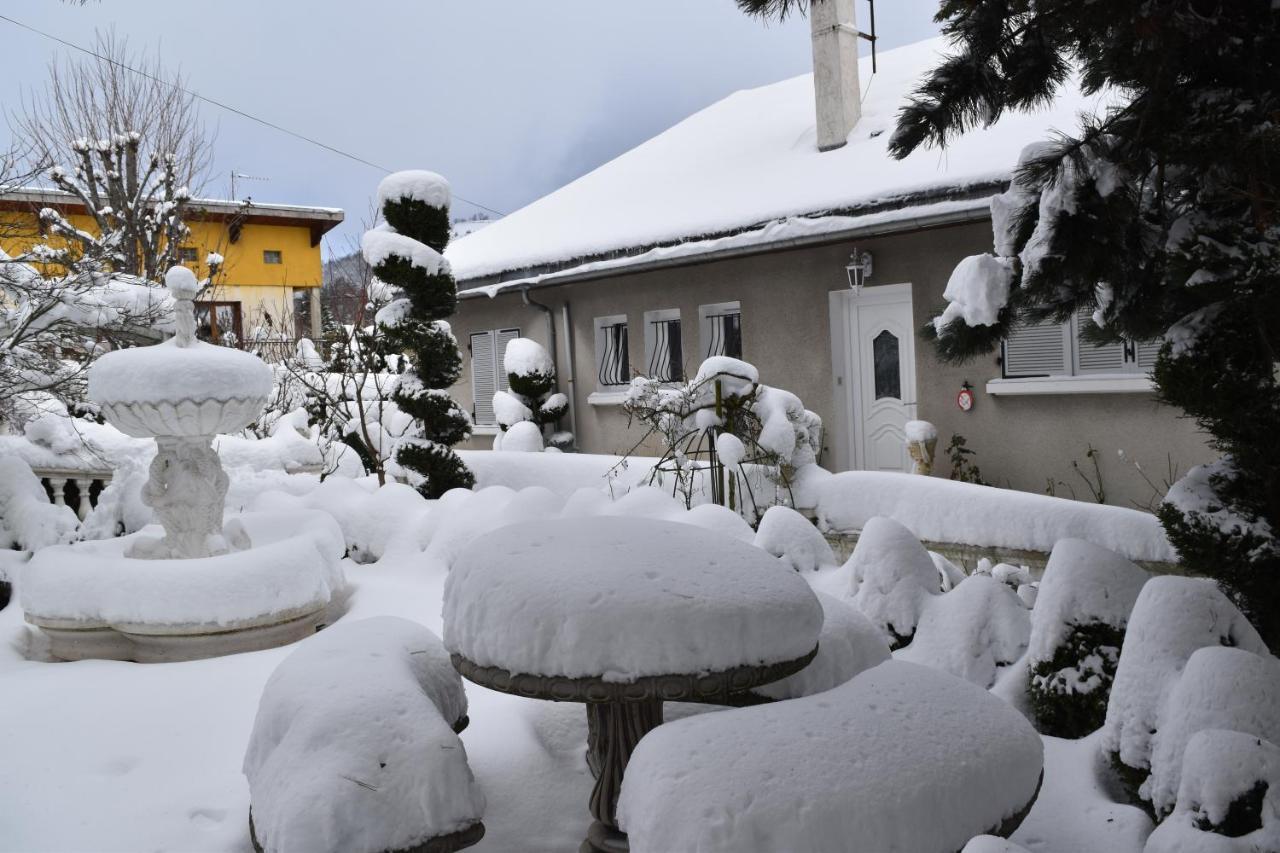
[{"left": 828, "top": 282, "right": 917, "bottom": 472}]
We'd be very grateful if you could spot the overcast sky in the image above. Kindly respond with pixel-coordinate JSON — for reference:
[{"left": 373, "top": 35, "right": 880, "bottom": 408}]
[{"left": 0, "top": 1, "right": 941, "bottom": 257}]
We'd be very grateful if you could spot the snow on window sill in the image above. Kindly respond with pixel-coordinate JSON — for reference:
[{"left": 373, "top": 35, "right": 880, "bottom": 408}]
[
  {"left": 986, "top": 374, "right": 1155, "bottom": 396},
  {"left": 588, "top": 390, "right": 630, "bottom": 406}
]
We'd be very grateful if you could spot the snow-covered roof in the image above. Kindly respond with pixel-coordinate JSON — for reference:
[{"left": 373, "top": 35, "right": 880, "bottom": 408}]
[
  {"left": 447, "top": 37, "right": 1102, "bottom": 287},
  {"left": 0, "top": 187, "right": 344, "bottom": 224}
]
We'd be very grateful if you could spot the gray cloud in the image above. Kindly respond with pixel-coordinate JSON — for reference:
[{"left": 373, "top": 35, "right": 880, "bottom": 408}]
[{"left": 0, "top": 0, "right": 940, "bottom": 255}]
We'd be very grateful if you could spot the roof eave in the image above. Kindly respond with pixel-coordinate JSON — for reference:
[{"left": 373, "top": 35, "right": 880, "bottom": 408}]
[{"left": 457, "top": 195, "right": 995, "bottom": 300}]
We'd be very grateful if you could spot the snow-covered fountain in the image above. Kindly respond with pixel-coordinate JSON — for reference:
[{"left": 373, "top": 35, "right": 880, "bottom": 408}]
[{"left": 20, "top": 268, "right": 347, "bottom": 662}]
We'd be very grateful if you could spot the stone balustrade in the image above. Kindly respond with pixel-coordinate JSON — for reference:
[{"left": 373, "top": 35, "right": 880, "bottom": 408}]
[{"left": 32, "top": 467, "right": 112, "bottom": 521}]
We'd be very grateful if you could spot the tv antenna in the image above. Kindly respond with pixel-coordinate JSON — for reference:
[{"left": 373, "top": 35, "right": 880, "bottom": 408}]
[{"left": 230, "top": 171, "right": 269, "bottom": 200}]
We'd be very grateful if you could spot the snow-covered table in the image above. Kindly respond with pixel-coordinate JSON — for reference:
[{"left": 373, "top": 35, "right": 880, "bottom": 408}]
[{"left": 444, "top": 517, "right": 823, "bottom": 853}]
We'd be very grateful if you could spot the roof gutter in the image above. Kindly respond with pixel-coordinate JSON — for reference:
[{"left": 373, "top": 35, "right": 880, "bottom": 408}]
[{"left": 457, "top": 198, "right": 993, "bottom": 300}]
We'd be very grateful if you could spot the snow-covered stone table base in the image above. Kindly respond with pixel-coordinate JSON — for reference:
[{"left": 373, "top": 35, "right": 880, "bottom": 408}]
[
  {"left": 445, "top": 517, "right": 823, "bottom": 853},
  {"left": 21, "top": 510, "right": 347, "bottom": 663}
]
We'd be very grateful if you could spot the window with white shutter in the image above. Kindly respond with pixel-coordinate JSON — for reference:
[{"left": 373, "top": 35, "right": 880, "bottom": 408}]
[
  {"left": 469, "top": 328, "right": 519, "bottom": 426},
  {"left": 1002, "top": 308, "right": 1163, "bottom": 380},
  {"left": 1002, "top": 315, "right": 1071, "bottom": 377}
]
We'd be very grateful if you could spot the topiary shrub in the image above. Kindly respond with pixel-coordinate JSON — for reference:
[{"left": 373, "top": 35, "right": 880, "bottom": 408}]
[
  {"left": 1025, "top": 539, "right": 1148, "bottom": 739},
  {"left": 492, "top": 337, "right": 569, "bottom": 450},
  {"left": 1028, "top": 621, "right": 1124, "bottom": 739}
]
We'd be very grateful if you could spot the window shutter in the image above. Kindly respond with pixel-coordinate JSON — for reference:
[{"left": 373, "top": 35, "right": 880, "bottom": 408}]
[
  {"left": 1136, "top": 338, "right": 1163, "bottom": 371},
  {"left": 1003, "top": 316, "right": 1070, "bottom": 377},
  {"left": 1073, "top": 307, "right": 1128, "bottom": 374},
  {"left": 496, "top": 328, "right": 520, "bottom": 391},
  {"left": 470, "top": 331, "right": 497, "bottom": 425}
]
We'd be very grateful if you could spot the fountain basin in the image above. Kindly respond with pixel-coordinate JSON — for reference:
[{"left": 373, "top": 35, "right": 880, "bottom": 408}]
[
  {"left": 21, "top": 509, "right": 347, "bottom": 662},
  {"left": 89, "top": 338, "right": 274, "bottom": 438}
]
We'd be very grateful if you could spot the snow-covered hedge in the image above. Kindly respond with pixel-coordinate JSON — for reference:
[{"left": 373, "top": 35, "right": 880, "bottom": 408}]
[
  {"left": 0, "top": 456, "right": 79, "bottom": 551},
  {"left": 1145, "top": 646, "right": 1280, "bottom": 817},
  {"left": 1101, "top": 576, "right": 1269, "bottom": 805},
  {"left": 244, "top": 616, "right": 484, "bottom": 853},
  {"left": 1026, "top": 539, "right": 1150, "bottom": 738},
  {"left": 751, "top": 592, "right": 890, "bottom": 702},
  {"left": 897, "top": 573, "right": 1030, "bottom": 689},
  {"left": 1144, "top": 729, "right": 1280, "bottom": 851},
  {"left": 844, "top": 516, "right": 941, "bottom": 648},
  {"left": 816, "top": 471, "right": 1177, "bottom": 563},
  {"left": 617, "top": 660, "right": 1043, "bottom": 853},
  {"left": 753, "top": 505, "right": 837, "bottom": 572}
]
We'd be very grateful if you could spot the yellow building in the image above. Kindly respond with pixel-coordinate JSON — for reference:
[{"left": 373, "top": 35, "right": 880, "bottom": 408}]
[{"left": 0, "top": 187, "right": 344, "bottom": 347}]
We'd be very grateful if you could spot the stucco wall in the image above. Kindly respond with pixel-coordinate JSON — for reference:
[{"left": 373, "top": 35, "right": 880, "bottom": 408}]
[{"left": 450, "top": 219, "right": 1213, "bottom": 508}]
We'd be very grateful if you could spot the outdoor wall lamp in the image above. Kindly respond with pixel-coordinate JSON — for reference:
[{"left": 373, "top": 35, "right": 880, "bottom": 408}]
[{"left": 845, "top": 248, "right": 874, "bottom": 292}]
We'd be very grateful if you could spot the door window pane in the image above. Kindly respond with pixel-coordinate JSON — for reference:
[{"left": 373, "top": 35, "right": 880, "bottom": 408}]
[{"left": 873, "top": 330, "right": 900, "bottom": 400}]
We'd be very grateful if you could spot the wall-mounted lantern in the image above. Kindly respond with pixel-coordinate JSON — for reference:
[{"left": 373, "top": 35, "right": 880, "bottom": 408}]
[{"left": 845, "top": 248, "right": 874, "bottom": 292}]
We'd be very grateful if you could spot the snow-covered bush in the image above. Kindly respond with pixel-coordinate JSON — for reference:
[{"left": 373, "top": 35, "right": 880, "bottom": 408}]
[
  {"left": 492, "top": 338, "right": 570, "bottom": 449},
  {"left": 244, "top": 616, "right": 484, "bottom": 853},
  {"left": 930, "top": 552, "right": 968, "bottom": 592},
  {"left": 617, "top": 660, "right": 1043, "bottom": 853},
  {"left": 1144, "top": 730, "right": 1280, "bottom": 852},
  {"left": 1102, "top": 576, "right": 1269, "bottom": 803},
  {"left": 1026, "top": 539, "right": 1150, "bottom": 738},
  {"left": 751, "top": 592, "right": 890, "bottom": 701},
  {"left": 844, "top": 516, "right": 940, "bottom": 648},
  {"left": 0, "top": 456, "right": 79, "bottom": 551},
  {"left": 497, "top": 420, "right": 544, "bottom": 453},
  {"left": 898, "top": 573, "right": 1031, "bottom": 688},
  {"left": 621, "top": 356, "right": 822, "bottom": 519},
  {"left": 753, "top": 505, "right": 836, "bottom": 572},
  {"left": 1145, "top": 646, "right": 1280, "bottom": 817}
]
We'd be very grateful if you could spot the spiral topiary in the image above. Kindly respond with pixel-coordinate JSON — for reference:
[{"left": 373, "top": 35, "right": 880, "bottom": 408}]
[{"left": 362, "top": 170, "right": 474, "bottom": 497}]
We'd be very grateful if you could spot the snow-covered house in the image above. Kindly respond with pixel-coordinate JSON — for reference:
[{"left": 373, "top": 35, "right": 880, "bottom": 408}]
[
  {"left": 0, "top": 188, "right": 343, "bottom": 346},
  {"left": 445, "top": 20, "right": 1210, "bottom": 508}
]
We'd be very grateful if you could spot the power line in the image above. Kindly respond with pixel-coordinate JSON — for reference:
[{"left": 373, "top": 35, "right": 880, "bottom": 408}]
[{"left": 0, "top": 12, "right": 507, "bottom": 218}]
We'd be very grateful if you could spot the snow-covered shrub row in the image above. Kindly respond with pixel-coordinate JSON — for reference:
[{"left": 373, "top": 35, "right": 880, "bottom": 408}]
[
  {"left": 1145, "top": 647, "right": 1280, "bottom": 817},
  {"left": 250, "top": 476, "right": 430, "bottom": 564},
  {"left": 616, "top": 661, "right": 1043, "bottom": 853},
  {"left": 898, "top": 573, "right": 1030, "bottom": 689},
  {"left": 415, "top": 483, "right": 764, "bottom": 573},
  {"left": 844, "top": 516, "right": 941, "bottom": 648},
  {"left": 1144, "top": 730, "right": 1280, "bottom": 852},
  {"left": 752, "top": 505, "right": 837, "bottom": 572},
  {"left": 751, "top": 592, "right": 890, "bottom": 702},
  {"left": 1102, "top": 576, "right": 1270, "bottom": 807},
  {"left": 837, "top": 516, "right": 1031, "bottom": 687},
  {"left": 244, "top": 617, "right": 484, "bottom": 853},
  {"left": 816, "top": 470, "right": 1177, "bottom": 563},
  {"left": 0, "top": 456, "right": 79, "bottom": 551},
  {"left": 1026, "top": 539, "right": 1150, "bottom": 738}
]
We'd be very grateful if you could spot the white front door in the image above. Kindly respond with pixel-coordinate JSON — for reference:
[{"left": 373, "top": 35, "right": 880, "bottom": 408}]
[{"left": 828, "top": 284, "right": 918, "bottom": 472}]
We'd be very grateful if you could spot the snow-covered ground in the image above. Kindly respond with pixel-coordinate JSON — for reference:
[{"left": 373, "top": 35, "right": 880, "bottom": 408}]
[{"left": 0, "top": 455, "right": 1269, "bottom": 852}]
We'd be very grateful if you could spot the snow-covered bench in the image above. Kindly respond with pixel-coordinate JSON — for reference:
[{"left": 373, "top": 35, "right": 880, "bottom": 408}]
[
  {"left": 617, "top": 660, "right": 1044, "bottom": 853},
  {"left": 244, "top": 617, "right": 485, "bottom": 853}
]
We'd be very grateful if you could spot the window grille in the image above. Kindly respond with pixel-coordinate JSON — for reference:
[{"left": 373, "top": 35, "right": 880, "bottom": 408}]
[
  {"left": 598, "top": 321, "right": 630, "bottom": 387},
  {"left": 703, "top": 308, "right": 742, "bottom": 360}
]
